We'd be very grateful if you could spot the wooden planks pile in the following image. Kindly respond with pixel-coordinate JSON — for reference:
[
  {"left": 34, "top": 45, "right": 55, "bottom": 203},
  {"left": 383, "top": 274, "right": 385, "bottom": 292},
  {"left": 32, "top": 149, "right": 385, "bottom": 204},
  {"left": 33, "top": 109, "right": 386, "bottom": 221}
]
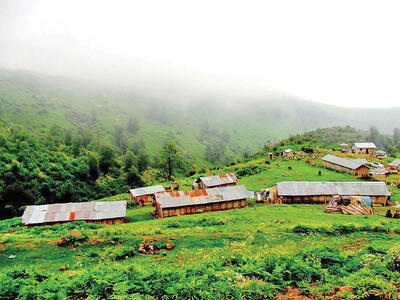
[{"left": 340, "top": 204, "right": 373, "bottom": 215}]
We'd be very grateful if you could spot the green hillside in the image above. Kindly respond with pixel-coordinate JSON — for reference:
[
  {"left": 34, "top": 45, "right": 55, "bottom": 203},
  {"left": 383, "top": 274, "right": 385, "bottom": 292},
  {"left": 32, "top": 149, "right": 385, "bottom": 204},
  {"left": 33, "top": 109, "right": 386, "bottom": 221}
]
[
  {"left": 1, "top": 154, "right": 400, "bottom": 299},
  {"left": 1, "top": 69, "right": 400, "bottom": 167}
]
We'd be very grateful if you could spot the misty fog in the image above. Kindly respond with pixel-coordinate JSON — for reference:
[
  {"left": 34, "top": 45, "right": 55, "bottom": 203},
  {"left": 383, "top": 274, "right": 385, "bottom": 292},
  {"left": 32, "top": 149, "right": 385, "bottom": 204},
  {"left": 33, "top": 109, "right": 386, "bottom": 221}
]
[{"left": 1, "top": 0, "right": 400, "bottom": 108}]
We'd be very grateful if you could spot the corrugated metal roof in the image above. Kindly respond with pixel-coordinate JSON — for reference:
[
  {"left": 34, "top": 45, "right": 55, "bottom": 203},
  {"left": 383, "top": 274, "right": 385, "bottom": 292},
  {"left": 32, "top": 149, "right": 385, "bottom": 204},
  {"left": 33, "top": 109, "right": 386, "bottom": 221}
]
[
  {"left": 22, "top": 201, "right": 126, "bottom": 225},
  {"left": 277, "top": 181, "right": 391, "bottom": 197},
  {"left": 322, "top": 154, "right": 369, "bottom": 170},
  {"left": 390, "top": 159, "right": 400, "bottom": 166},
  {"left": 198, "top": 173, "right": 238, "bottom": 188},
  {"left": 352, "top": 143, "right": 376, "bottom": 149},
  {"left": 129, "top": 185, "right": 165, "bottom": 197},
  {"left": 156, "top": 185, "right": 253, "bottom": 209},
  {"left": 370, "top": 168, "right": 390, "bottom": 175}
]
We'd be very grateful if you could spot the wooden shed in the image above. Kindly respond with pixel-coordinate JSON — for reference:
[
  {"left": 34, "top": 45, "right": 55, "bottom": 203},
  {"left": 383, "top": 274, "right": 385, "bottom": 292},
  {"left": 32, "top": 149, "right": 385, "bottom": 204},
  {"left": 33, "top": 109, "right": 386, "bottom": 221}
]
[
  {"left": 129, "top": 185, "right": 166, "bottom": 205},
  {"left": 154, "top": 185, "right": 253, "bottom": 218},
  {"left": 339, "top": 143, "right": 349, "bottom": 153},
  {"left": 276, "top": 181, "right": 391, "bottom": 206},
  {"left": 350, "top": 143, "right": 376, "bottom": 156},
  {"left": 195, "top": 173, "right": 238, "bottom": 190},
  {"left": 22, "top": 201, "right": 127, "bottom": 226},
  {"left": 370, "top": 168, "right": 390, "bottom": 181},
  {"left": 376, "top": 150, "right": 387, "bottom": 160},
  {"left": 322, "top": 154, "right": 370, "bottom": 177},
  {"left": 388, "top": 159, "right": 400, "bottom": 171}
]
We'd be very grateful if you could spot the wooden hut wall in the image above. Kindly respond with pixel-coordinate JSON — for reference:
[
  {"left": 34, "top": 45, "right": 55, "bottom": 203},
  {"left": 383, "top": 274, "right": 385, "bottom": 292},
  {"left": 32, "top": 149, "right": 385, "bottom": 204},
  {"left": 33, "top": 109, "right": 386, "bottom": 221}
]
[
  {"left": 323, "top": 161, "right": 355, "bottom": 174},
  {"left": 131, "top": 195, "right": 154, "bottom": 205},
  {"left": 27, "top": 217, "right": 125, "bottom": 227},
  {"left": 323, "top": 161, "right": 369, "bottom": 177},
  {"left": 156, "top": 199, "right": 247, "bottom": 218},
  {"left": 281, "top": 195, "right": 331, "bottom": 204},
  {"left": 370, "top": 196, "right": 389, "bottom": 206},
  {"left": 355, "top": 166, "right": 370, "bottom": 177},
  {"left": 280, "top": 194, "right": 388, "bottom": 206}
]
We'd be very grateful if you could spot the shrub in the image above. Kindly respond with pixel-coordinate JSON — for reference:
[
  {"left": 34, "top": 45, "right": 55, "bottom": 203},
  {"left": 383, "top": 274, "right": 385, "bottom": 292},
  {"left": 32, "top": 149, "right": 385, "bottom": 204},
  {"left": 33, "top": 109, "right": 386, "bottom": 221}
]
[
  {"left": 60, "top": 232, "right": 88, "bottom": 246},
  {"left": 351, "top": 276, "right": 394, "bottom": 299},
  {"left": 104, "top": 245, "right": 137, "bottom": 261}
]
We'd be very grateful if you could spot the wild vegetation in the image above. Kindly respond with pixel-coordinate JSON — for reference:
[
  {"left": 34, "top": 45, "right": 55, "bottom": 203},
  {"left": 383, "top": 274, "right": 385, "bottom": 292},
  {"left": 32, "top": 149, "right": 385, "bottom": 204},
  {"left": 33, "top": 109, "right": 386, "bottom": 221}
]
[{"left": 1, "top": 149, "right": 400, "bottom": 299}]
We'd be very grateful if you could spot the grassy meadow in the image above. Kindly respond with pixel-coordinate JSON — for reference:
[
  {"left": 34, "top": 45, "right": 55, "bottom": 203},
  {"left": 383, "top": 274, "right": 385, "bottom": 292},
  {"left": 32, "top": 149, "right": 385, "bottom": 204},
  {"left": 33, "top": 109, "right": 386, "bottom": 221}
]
[{"left": 1, "top": 157, "right": 400, "bottom": 299}]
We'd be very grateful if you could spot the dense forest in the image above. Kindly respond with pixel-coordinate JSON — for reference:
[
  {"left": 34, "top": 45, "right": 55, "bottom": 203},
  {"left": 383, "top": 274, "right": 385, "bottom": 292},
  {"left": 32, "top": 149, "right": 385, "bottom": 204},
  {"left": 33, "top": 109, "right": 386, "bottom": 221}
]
[{"left": 0, "top": 120, "right": 196, "bottom": 219}]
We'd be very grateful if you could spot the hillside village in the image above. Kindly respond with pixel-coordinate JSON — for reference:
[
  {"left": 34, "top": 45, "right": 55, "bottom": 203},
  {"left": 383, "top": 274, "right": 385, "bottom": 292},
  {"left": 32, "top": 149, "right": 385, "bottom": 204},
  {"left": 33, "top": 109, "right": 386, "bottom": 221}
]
[
  {"left": 3, "top": 137, "right": 400, "bottom": 299},
  {"left": 19, "top": 141, "right": 400, "bottom": 225}
]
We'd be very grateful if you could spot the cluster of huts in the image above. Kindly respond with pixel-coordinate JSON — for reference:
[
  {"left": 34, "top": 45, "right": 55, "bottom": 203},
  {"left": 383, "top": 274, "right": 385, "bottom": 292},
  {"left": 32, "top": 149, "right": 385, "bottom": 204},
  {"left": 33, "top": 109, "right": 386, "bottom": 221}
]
[
  {"left": 20, "top": 141, "right": 397, "bottom": 226},
  {"left": 322, "top": 144, "right": 399, "bottom": 181},
  {"left": 128, "top": 173, "right": 252, "bottom": 218}
]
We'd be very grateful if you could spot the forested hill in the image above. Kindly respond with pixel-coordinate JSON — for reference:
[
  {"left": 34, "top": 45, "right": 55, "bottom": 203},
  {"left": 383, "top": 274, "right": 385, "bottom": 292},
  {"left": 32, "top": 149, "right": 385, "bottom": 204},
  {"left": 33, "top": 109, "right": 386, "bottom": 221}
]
[{"left": 1, "top": 69, "right": 400, "bottom": 166}]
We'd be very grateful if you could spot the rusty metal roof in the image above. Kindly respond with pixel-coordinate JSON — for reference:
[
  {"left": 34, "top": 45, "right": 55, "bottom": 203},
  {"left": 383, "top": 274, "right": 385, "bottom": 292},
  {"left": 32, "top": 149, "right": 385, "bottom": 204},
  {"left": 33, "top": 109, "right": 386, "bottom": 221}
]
[
  {"left": 129, "top": 185, "right": 165, "bottom": 197},
  {"left": 277, "top": 181, "right": 390, "bottom": 197},
  {"left": 322, "top": 154, "right": 369, "bottom": 170},
  {"left": 198, "top": 173, "right": 238, "bottom": 188},
  {"left": 22, "top": 201, "right": 126, "bottom": 225},
  {"left": 155, "top": 185, "right": 253, "bottom": 209}
]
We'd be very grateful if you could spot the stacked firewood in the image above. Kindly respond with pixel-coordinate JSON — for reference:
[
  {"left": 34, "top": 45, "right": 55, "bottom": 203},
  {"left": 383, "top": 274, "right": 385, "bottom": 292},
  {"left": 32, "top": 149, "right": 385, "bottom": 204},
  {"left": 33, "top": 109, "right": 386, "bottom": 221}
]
[{"left": 341, "top": 204, "right": 373, "bottom": 215}]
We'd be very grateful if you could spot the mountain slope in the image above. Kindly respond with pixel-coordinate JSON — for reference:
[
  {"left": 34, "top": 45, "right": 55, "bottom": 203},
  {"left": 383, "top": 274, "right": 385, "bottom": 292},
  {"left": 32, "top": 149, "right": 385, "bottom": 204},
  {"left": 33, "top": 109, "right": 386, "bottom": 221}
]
[{"left": 0, "top": 69, "right": 399, "bottom": 165}]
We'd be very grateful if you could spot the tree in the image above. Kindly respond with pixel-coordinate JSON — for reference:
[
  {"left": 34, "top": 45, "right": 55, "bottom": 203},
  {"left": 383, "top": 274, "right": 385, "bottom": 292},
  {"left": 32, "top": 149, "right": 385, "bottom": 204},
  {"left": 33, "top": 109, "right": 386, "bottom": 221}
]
[
  {"left": 88, "top": 153, "right": 100, "bottom": 180},
  {"left": 369, "top": 126, "right": 379, "bottom": 144},
  {"left": 99, "top": 145, "right": 114, "bottom": 174},
  {"left": 91, "top": 110, "right": 97, "bottom": 125},
  {"left": 158, "top": 140, "right": 183, "bottom": 181},
  {"left": 394, "top": 128, "right": 400, "bottom": 146},
  {"left": 64, "top": 130, "right": 73, "bottom": 146},
  {"left": 205, "top": 140, "right": 226, "bottom": 163},
  {"left": 126, "top": 166, "right": 141, "bottom": 186},
  {"left": 137, "top": 149, "right": 149, "bottom": 173},
  {"left": 128, "top": 117, "right": 140, "bottom": 134},
  {"left": 123, "top": 150, "right": 136, "bottom": 172},
  {"left": 72, "top": 137, "right": 81, "bottom": 157},
  {"left": 132, "top": 137, "right": 145, "bottom": 155}
]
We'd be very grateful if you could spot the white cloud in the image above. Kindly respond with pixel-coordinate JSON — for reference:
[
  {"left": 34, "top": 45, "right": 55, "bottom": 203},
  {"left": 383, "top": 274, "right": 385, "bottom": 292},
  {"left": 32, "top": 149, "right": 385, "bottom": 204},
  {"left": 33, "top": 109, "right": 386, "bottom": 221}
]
[{"left": 0, "top": 0, "right": 399, "bottom": 107}]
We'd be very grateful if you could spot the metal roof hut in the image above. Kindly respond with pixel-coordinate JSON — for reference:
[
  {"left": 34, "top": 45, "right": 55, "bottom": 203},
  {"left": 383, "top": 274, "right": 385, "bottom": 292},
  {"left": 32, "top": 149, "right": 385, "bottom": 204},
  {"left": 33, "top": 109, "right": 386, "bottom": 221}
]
[
  {"left": 129, "top": 185, "right": 166, "bottom": 205},
  {"left": 196, "top": 173, "right": 238, "bottom": 190},
  {"left": 388, "top": 159, "right": 400, "bottom": 171},
  {"left": 350, "top": 142, "right": 376, "bottom": 156},
  {"left": 325, "top": 195, "right": 373, "bottom": 215},
  {"left": 154, "top": 185, "right": 253, "bottom": 218},
  {"left": 276, "top": 181, "right": 391, "bottom": 206},
  {"left": 22, "top": 201, "right": 127, "bottom": 226},
  {"left": 370, "top": 167, "right": 390, "bottom": 181},
  {"left": 282, "top": 149, "right": 294, "bottom": 157},
  {"left": 322, "top": 154, "right": 370, "bottom": 177},
  {"left": 339, "top": 143, "right": 349, "bottom": 153},
  {"left": 376, "top": 150, "right": 387, "bottom": 159}
]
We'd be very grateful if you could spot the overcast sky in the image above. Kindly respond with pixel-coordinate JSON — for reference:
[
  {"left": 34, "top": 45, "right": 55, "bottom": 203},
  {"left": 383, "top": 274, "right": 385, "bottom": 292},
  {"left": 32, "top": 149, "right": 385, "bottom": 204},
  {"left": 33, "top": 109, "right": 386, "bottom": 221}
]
[{"left": 0, "top": 0, "right": 399, "bottom": 108}]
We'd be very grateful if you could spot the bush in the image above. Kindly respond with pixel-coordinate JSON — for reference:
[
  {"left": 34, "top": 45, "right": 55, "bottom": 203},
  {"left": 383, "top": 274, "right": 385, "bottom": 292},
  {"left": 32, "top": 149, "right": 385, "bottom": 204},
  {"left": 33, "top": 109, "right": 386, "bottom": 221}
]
[
  {"left": 104, "top": 245, "right": 137, "bottom": 261},
  {"left": 166, "top": 216, "right": 227, "bottom": 228},
  {"left": 351, "top": 275, "right": 394, "bottom": 299}
]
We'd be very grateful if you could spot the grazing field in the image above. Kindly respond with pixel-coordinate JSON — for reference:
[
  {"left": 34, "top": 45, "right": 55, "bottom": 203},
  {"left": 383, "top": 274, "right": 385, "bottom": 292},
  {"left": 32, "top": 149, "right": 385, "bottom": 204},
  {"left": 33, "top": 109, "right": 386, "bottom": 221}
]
[
  {"left": 2, "top": 203, "right": 400, "bottom": 299},
  {"left": 1, "top": 157, "right": 400, "bottom": 299}
]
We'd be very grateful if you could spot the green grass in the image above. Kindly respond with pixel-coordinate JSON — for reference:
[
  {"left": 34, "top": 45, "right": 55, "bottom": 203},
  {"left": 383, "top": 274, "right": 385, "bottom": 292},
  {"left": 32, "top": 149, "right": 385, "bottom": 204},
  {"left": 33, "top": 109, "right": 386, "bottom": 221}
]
[{"left": 2, "top": 203, "right": 400, "bottom": 298}]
